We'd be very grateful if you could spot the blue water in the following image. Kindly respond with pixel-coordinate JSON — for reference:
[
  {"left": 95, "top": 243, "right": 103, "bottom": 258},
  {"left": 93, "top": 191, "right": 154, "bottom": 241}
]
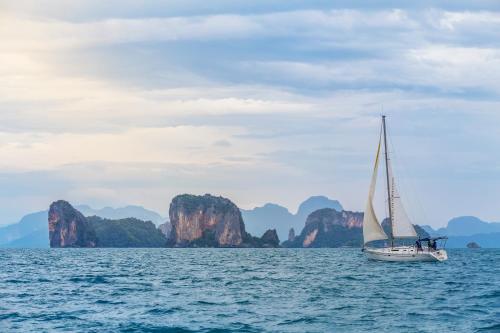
[{"left": 0, "top": 249, "right": 499, "bottom": 333}]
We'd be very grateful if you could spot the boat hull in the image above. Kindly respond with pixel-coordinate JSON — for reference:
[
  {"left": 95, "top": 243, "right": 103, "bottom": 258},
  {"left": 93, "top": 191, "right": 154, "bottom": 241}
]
[{"left": 364, "top": 246, "right": 448, "bottom": 262}]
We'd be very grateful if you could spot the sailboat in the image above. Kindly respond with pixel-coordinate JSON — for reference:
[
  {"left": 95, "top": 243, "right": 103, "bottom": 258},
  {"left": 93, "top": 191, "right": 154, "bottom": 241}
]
[{"left": 362, "top": 116, "right": 448, "bottom": 262}]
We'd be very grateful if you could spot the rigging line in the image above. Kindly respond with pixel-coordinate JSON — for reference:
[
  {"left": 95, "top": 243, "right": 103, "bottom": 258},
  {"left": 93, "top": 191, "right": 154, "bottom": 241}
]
[
  {"left": 386, "top": 126, "right": 430, "bottom": 227},
  {"left": 386, "top": 131, "right": 417, "bottom": 224}
]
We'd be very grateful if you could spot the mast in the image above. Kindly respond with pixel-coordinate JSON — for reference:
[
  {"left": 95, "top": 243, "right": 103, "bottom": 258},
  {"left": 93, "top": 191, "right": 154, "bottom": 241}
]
[{"left": 382, "top": 115, "right": 394, "bottom": 248}]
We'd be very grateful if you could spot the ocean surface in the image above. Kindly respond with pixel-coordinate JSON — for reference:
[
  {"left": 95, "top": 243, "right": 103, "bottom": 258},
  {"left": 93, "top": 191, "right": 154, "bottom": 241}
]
[{"left": 0, "top": 249, "right": 499, "bottom": 333}]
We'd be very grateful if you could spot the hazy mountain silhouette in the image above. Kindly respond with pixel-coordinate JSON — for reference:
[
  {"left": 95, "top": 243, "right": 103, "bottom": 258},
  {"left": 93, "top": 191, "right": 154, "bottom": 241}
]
[
  {"left": 76, "top": 205, "right": 165, "bottom": 226},
  {"left": 422, "top": 216, "right": 500, "bottom": 248},
  {"left": 241, "top": 196, "right": 343, "bottom": 241},
  {"left": 2, "top": 229, "right": 49, "bottom": 248},
  {"left": 3, "top": 200, "right": 499, "bottom": 248},
  {"left": 295, "top": 196, "right": 343, "bottom": 222},
  {"left": 0, "top": 211, "right": 48, "bottom": 246},
  {"left": 423, "top": 216, "right": 500, "bottom": 236},
  {"left": 445, "top": 233, "right": 500, "bottom": 248}
]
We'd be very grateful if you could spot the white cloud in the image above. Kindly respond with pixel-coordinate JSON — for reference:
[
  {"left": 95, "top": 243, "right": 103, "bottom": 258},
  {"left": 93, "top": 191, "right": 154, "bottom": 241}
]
[
  {"left": 2, "top": 4, "right": 500, "bottom": 226},
  {"left": 0, "top": 125, "right": 279, "bottom": 171},
  {"left": 2, "top": 8, "right": 498, "bottom": 52},
  {"left": 0, "top": 49, "right": 314, "bottom": 133},
  {"left": 0, "top": 15, "right": 263, "bottom": 51},
  {"left": 436, "top": 10, "right": 500, "bottom": 30},
  {"left": 407, "top": 46, "right": 500, "bottom": 90}
]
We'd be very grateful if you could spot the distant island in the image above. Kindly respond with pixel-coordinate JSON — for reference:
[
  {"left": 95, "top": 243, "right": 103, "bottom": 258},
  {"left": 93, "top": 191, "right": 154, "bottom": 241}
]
[
  {"left": 1, "top": 193, "right": 499, "bottom": 248},
  {"left": 422, "top": 217, "right": 500, "bottom": 248},
  {"left": 282, "top": 208, "right": 429, "bottom": 248},
  {"left": 49, "top": 195, "right": 280, "bottom": 248},
  {"left": 467, "top": 242, "right": 481, "bottom": 249},
  {"left": 241, "top": 196, "right": 343, "bottom": 241},
  {"left": 48, "top": 193, "right": 431, "bottom": 249},
  {"left": 49, "top": 200, "right": 167, "bottom": 248}
]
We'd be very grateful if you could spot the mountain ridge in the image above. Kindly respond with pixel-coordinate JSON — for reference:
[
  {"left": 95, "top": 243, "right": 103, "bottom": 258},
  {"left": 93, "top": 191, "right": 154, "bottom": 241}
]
[
  {"left": 423, "top": 216, "right": 500, "bottom": 236},
  {"left": 407, "top": 216, "right": 500, "bottom": 248},
  {"left": 76, "top": 205, "right": 166, "bottom": 225},
  {"left": 241, "top": 196, "right": 343, "bottom": 241}
]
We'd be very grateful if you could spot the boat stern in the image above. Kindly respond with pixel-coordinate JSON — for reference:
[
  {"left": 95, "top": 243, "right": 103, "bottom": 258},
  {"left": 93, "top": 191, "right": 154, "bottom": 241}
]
[{"left": 429, "top": 249, "right": 448, "bottom": 262}]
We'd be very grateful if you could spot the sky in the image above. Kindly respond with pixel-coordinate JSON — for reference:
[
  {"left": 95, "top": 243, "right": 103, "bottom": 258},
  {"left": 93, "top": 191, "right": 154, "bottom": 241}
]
[{"left": 1, "top": 0, "right": 500, "bottom": 227}]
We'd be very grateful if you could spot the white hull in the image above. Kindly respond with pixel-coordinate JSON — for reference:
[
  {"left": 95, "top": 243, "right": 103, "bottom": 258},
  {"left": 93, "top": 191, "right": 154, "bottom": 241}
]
[{"left": 364, "top": 246, "right": 448, "bottom": 262}]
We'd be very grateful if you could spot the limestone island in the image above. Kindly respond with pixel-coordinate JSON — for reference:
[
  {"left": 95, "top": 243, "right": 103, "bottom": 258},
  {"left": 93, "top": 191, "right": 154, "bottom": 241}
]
[{"left": 48, "top": 194, "right": 279, "bottom": 248}]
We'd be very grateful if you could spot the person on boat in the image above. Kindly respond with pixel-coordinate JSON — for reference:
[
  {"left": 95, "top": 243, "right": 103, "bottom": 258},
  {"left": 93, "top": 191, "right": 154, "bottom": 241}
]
[
  {"left": 428, "top": 239, "right": 437, "bottom": 251},
  {"left": 415, "top": 239, "right": 423, "bottom": 252}
]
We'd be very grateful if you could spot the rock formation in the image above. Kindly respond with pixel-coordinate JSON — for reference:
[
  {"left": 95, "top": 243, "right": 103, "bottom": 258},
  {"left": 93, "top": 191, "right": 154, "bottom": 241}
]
[
  {"left": 291, "top": 209, "right": 364, "bottom": 247},
  {"left": 466, "top": 241, "right": 481, "bottom": 248},
  {"left": 288, "top": 228, "right": 296, "bottom": 242},
  {"left": 49, "top": 201, "right": 168, "bottom": 248},
  {"left": 168, "top": 194, "right": 248, "bottom": 247},
  {"left": 260, "top": 229, "right": 280, "bottom": 247},
  {"left": 241, "top": 195, "right": 343, "bottom": 242},
  {"left": 306, "top": 209, "right": 363, "bottom": 229},
  {"left": 282, "top": 209, "right": 363, "bottom": 247},
  {"left": 48, "top": 200, "right": 97, "bottom": 248},
  {"left": 167, "top": 194, "right": 281, "bottom": 247},
  {"left": 284, "top": 208, "right": 430, "bottom": 248}
]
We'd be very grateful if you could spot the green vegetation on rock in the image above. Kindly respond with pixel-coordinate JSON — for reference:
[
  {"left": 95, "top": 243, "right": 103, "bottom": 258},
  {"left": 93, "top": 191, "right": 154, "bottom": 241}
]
[{"left": 88, "top": 216, "right": 167, "bottom": 248}]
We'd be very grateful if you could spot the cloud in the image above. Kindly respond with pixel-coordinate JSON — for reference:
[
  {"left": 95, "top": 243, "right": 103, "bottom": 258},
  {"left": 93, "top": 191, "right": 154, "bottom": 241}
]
[
  {"left": 0, "top": 54, "right": 314, "bottom": 133},
  {"left": 2, "top": 9, "right": 494, "bottom": 51},
  {"left": 0, "top": 15, "right": 263, "bottom": 51},
  {"left": 1, "top": 3, "right": 500, "bottom": 227},
  {"left": 213, "top": 139, "right": 232, "bottom": 147},
  {"left": 0, "top": 125, "right": 279, "bottom": 171}
]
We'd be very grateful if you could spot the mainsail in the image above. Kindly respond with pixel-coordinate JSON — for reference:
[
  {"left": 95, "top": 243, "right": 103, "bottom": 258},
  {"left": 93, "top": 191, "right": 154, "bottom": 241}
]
[{"left": 362, "top": 130, "right": 388, "bottom": 244}]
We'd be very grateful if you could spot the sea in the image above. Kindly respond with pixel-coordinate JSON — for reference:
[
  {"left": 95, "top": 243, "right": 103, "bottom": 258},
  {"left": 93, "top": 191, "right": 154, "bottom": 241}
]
[{"left": 0, "top": 248, "right": 498, "bottom": 333}]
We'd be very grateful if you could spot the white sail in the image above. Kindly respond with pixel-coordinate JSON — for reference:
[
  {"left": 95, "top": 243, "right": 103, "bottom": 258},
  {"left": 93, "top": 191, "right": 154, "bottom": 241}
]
[
  {"left": 388, "top": 162, "right": 418, "bottom": 238},
  {"left": 363, "top": 131, "right": 388, "bottom": 245}
]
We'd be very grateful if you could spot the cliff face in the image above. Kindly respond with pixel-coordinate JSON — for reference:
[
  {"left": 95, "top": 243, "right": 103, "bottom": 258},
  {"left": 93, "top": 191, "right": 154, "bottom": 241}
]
[
  {"left": 284, "top": 208, "right": 364, "bottom": 248},
  {"left": 241, "top": 196, "right": 343, "bottom": 243},
  {"left": 285, "top": 209, "right": 429, "bottom": 248},
  {"left": 48, "top": 200, "right": 97, "bottom": 248},
  {"left": 168, "top": 194, "right": 247, "bottom": 247},
  {"left": 48, "top": 200, "right": 168, "bottom": 248},
  {"left": 260, "top": 229, "right": 280, "bottom": 247},
  {"left": 305, "top": 209, "right": 363, "bottom": 229}
]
